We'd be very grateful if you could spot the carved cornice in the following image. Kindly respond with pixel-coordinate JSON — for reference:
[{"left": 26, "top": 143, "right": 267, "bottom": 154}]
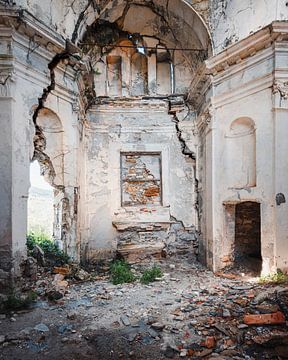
[
  {"left": 273, "top": 79, "right": 288, "bottom": 109},
  {"left": 273, "top": 80, "right": 288, "bottom": 100},
  {"left": 206, "top": 21, "right": 288, "bottom": 75},
  {"left": 89, "top": 98, "right": 169, "bottom": 113},
  {"left": 0, "top": 69, "right": 15, "bottom": 97},
  {"left": 0, "top": 7, "right": 65, "bottom": 52},
  {"left": 0, "top": 13, "right": 81, "bottom": 103},
  {"left": 195, "top": 104, "right": 213, "bottom": 134}
]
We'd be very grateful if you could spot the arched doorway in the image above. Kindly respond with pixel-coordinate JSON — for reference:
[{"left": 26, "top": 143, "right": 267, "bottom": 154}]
[{"left": 29, "top": 107, "right": 66, "bottom": 251}]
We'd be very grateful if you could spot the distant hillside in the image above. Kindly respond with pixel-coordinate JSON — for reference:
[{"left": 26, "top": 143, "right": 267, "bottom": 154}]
[
  {"left": 28, "top": 186, "right": 54, "bottom": 237},
  {"left": 29, "top": 186, "right": 53, "bottom": 198}
]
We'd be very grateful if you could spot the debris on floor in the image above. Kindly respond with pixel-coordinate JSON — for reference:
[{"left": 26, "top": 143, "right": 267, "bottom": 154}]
[{"left": 0, "top": 255, "right": 287, "bottom": 359}]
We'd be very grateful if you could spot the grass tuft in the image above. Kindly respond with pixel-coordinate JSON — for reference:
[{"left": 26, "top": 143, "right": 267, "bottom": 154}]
[
  {"left": 2, "top": 291, "right": 38, "bottom": 311},
  {"left": 259, "top": 270, "right": 288, "bottom": 284},
  {"left": 109, "top": 260, "right": 136, "bottom": 285},
  {"left": 26, "top": 231, "right": 69, "bottom": 265},
  {"left": 140, "top": 266, "right": 163, "bottom": 284}
]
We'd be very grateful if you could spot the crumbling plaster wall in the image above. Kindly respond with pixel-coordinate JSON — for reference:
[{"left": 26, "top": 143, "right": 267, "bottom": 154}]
[
  {"left": 211, "top": 88, "right": 275, "bottom": 273},
  {"left": 3, "top": 0, "right": 288, "bottom": 56},
  {"left": 21, "top": 55, "right": 81, "bottom": 261},
  {"left": 83, "top": 99, "right": 198, "bottom": 262},
  {"left": 0, "top": 18, "right": 83, "bottom": 295},
  {"left": 0, "top": 0, "right": 210, "bottom": 294},
  {"left": 2, "top": 0, "right": 288, "bottom": 284},
  {"left": 210, "top": 0, "right": 288, "bottom": 53},
  {"left": 0, "top": 0, "right": 92, "bottom": 40},
  {"left": 0, "top": 0, "right": 210, "bottom": 43},
  {"left": 70, "top": 0, "right": 209, "bottom": 263},
  {"left": 203, "top": 23, "right": 288, "bottom": 274},
  {"left": 36, "top": 94, "right": 81, "bottom": 259}
]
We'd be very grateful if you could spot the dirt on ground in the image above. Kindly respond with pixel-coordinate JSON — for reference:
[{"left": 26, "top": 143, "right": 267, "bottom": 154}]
[{"left": 0, "top": 255, "right": 288, "bottom": 360}]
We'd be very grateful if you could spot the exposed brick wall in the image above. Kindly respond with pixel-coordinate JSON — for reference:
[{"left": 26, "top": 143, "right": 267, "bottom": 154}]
[{"left": 235, "top": 202, "right": 261, "bottom": 260}]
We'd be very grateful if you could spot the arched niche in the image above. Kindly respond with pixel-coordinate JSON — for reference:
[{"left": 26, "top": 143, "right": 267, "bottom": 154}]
[
  {"left": 131, "top": 52, "right": 148, "bottom": 96},
  {"left": 36, "top": 107, "right": 64, "bottom": 187},
  {"left": 106, "top": 55, "right": 122, "bottom": 97},
  {"left": 105, "top": 39, "right": 138, "bottom": 97},
  {"left": 230, "top": 117, "right": 255, "bottom": 136},
  {"left": 225, "top": 117, "right": 256, "bottom": 188},
  {"left": 156, "top": 46, "right": 172, "bottom": 95},
  {"left": 93, "top": 59, "right": 107, "bottom": 97}
]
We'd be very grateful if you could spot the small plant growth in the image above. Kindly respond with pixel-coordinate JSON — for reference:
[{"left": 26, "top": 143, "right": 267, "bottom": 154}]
[
  {"left": 109, "top": 260, "right": 136, "bottom": 285},
  {"left": 259, "top": 270, "right": 288, "bottom": 284},
  {"left": 26, "top": 231, "right": 69, "bottom": 266},
  {"left": 2, "top": 291, "right": 37, "bottom": 311},
  {"left": 140, "top": 266, "right": 163, "bottom": 284}
]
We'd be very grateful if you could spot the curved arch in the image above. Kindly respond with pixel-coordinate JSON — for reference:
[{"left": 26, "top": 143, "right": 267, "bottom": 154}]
[
  {"left": 163, "top": 0, "right": 212, "bottom": 52},
  {"left": 37, "top": 107, "right": 63, "bottom": 133},
  {"left": 79, "top": 0, "right": 212, "bottom": 100},
  {"left": 226, "top": 117, "right": 256, "bottom": 188},
  {"left": 33, "top": 107, "right": 64, "bottom": 189},
  {"left": 230, "top": 117, "right": 255, "bottom": 137},
  {"left": 30, "top": 107, "right": 66, "bottom": 250},
  {"left": 182, "top": 0, "right": 212, "bottom": 52},
  {"left": 75, "top": 0, "right": 212, "bottom": 53}
]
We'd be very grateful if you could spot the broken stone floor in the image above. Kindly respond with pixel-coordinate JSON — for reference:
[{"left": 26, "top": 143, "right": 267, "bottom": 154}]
[{"left": 1, "top": 256, "right": 288, "bottom": 360}]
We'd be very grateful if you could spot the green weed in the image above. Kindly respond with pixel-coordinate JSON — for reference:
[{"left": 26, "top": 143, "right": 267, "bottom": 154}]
[
  {"left": 2, "top": 291, "right": 38, "bottom": 311},
  {"left": 259, "top": 270, "right": 288, "bottom": 284},
  {"left": 26, "top": 231, "right": 69, "bottom": 265},
  {"left": 109, "top": 260, "right": 136, "bottom": 285},
  {"left": 140, "top": 266, "right": 163, "bottom": 284}
]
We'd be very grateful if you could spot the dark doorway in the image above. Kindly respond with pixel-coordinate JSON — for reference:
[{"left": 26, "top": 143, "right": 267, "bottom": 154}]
[{"left": 234, "top": 202, "right": 262, "bottom": 274}]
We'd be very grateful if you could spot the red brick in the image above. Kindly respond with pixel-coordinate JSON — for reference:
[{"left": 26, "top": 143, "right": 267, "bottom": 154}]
[{"left": 244, "top": 311, "right": 286, "bottom": 325}]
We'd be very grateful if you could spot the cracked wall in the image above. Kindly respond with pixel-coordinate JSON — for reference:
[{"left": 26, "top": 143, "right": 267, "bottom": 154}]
[
  {"left": 84, "top": 98, "right": 198, "bottom": 263},
  {"left": 0, "top": 10, "right": 83, "bottom": 296},
  {"left": 77, "top": 1, "right": 207, "bottom": 263},
  {"left": 1, "top": 0, "right": 209, "bottom": 46},
  {"left": 1, "top": 0, "right": 288, "bottom": 297},
  {"left": 202, "top": 21, "right": 288, "bottom": 274},
  {"left": 0, "top": 0, "right": 94, "bottom": 40},
  {"left": 210, "top": 0, "right": 288, "bottom": 53},
  {"left": 3, "top": 0, "right": 287, "bottom": 55}
]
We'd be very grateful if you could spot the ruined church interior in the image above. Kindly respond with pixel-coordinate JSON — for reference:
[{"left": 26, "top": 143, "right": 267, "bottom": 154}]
[{"left": 0, "top": 0, "right": 288, "bottom": 359}]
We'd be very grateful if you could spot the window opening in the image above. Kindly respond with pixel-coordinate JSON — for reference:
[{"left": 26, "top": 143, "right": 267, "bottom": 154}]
[{"left": 121, "top": 153, "right": 162, "bottom": 206}]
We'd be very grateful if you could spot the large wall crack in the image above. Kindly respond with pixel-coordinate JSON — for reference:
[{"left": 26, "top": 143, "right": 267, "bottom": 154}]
[
  {"left": 168, "top": 98, "right": 195, "bottom": 160},
  {"left": 165, "top": 215, "right": 198, "bottom": 257},
  {"left": 168, "top": 98, "right": 201, "bottom": 223},
  {"left": 32, "top": 46, "right": 71, "bottom": 188},
  {"left": 71, "top": 0, "right": 97, "bottom": 44},
  {"left": 31, "top": 41, "right": 84, "bottom": 256}
]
